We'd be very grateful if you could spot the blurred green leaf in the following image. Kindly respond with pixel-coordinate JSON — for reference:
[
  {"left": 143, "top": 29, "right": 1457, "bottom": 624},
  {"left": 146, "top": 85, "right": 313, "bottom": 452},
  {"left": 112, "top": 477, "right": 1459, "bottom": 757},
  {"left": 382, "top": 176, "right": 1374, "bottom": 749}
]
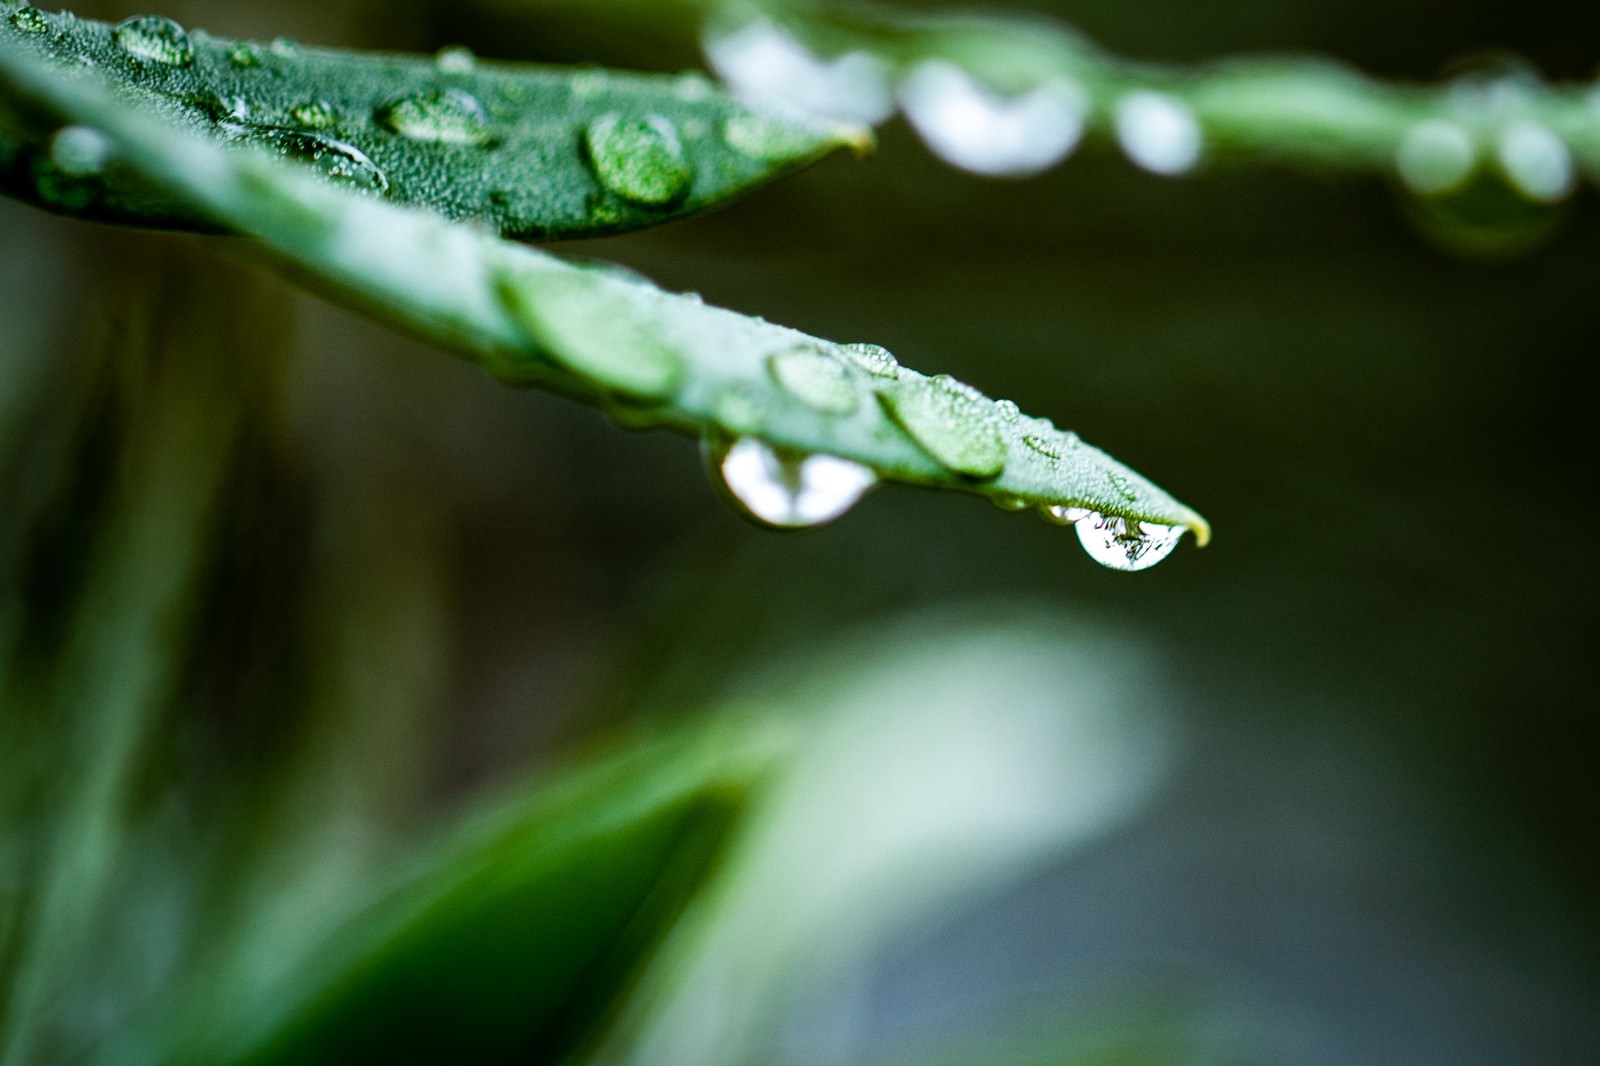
[{"left": 0, "top": 5, "right": 863, "bottom": 238}]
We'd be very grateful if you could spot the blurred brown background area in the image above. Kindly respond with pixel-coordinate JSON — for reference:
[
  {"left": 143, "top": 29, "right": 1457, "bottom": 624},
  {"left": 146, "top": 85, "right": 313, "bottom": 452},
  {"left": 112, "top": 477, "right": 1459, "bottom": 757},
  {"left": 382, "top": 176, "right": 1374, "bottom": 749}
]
[{"left": 3, "top": 1, "right": 1598, "bottom": 1063}]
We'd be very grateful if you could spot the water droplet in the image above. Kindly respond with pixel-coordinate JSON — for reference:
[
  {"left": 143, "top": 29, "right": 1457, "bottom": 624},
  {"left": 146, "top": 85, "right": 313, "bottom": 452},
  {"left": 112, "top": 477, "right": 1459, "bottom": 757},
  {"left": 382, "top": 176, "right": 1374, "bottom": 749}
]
[
  {"left": 898, "top": 61, "right": 1087, "bottom": 176},
  {"left": 435, "top": 44, "right": 475, "bottom": 74},
  {"left": 583, "top": 113, "right": 693, "bottom": 207},
  {"left": 1073, "top": 512, "right": 1187, "bottom": 572},
  {"left": 991, "top": 495, "right": 1029, "bottom": 512},
  {"left": 112, "top": 15, "right": 195, "bottom": 67},
  {"left": 767, "top": 345, "right": 859, "bottom": 414},
  {"left": 721, "top": 112, "right": 826, "bottom": 163},
  {"left": 1039, "top": 504, "right": 1091, "bottom": 526},
  {"left": 710, "top": 436, "right": 877, "bottom": 528},
  {"left": 376, "top": 87, "right": 497, "bottom": 146},
  {"left": 839, "top": 342, "right": 898, "bottom": 379},
  {"left": 234, "top": 127, "right": 389, "bottom": 193},
  {"left": 879, "top": 374, "right": 1006, "bottom": 479},
  {"left": 270, "top": 37, "right": 299, "bottom": 57},
  {"left": 704, "top": 18, "right": 894, "bottom": 125},
  {"left": 995, "top": 399, "right": 1020, "bottom": 423},
  {"left": 9, "top": 5, "right": 48, "bottom": 34},
  {"left": 1495, "top": 119, "right": 1574, "bottom": 203},
  {"left": 1396, "top": 118, "right": 1477, "bottom": 195},
  {"left": 495, "top": 267, "right": 683, "bottom": 399},
  {"left": 192, "top": 93, "right": 249, "bottom": 123},
  {"left": 711, "top": 384, "right": 769, "bottom": 434},
  {"left": 227, "top": 42, "right": 262, "bottom": 68},
  {"left": 48, "top": 125, "right": 111, "bottom": 177},
  {"left": 1023, "top": 434, "right": 1061, "bottom": 461},
  {"left": 1114, "top": 90, "right": 1202, "bottom": 175},
  {"left": 288, "top": 99, "right": 339, "bottom": 130}
]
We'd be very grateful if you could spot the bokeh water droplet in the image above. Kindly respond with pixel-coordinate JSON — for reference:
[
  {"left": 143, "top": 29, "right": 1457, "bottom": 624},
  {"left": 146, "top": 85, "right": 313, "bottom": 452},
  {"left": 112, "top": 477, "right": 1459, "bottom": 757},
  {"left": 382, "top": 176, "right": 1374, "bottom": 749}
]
[
  {"left": 1495, "top": 119, "right": 1574, "bottom": 203},
  {"left": 899, "top": 60, "right": 1087, "bottom": 176},
  {"left": 710, "top": 436, "right": 877, "bottom": 528},
  {"left": 9, "top": 5, "right": 48, "bottom": 34},
  {"left": 583, "top": 113, "right": 693, "bottom": 206},
  {"left": 704, "top": 18, "right": 894, "bottom": 125},
  {"left": 236, "top": 127, "right": 389, "bottom": 193},
  {"left": 112, "top": 15, "right": 195, "bottom": 67},
  {"left": 48, "top": 125, "right": 112, "bottom": 177},
  {"left": 1396, "top": 118, "right": 1477, "bottom": 195},
  {"left": 839, "top": 342, "right": 898, "bottom": 379},
  {"left": 767, "top": 345, "right": 859, "bottom": 414},
  {"left": 1073, "top": 512, "right": 1187, "bottom": 572},
  {"left": 375, "top": 87, "right": 497, "bottom": 146},
  {"left": 435, "top": 44, "right": 475, "bottom": 74},
  {"left": 1114, "top": 90, "right": 1202, "bottom": 175},
  {"left": 879, "top": 374, "right": 1006, "bottom": 479},
  {"left": 288, "top": 99, "right": 339, "bottom": 130},
  {"left": 227, "top": 42, "right": 262, "bottom": 68}
]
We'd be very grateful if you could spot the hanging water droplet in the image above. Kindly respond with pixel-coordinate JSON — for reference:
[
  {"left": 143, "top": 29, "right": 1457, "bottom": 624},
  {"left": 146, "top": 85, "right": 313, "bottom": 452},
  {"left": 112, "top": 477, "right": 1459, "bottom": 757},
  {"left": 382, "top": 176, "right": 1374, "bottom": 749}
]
[
  {"left": 1114, "top": 90, "right": 1202, "bottom": 175},
  {"left": 767, "top": 345, "right": 859, "bottom": 414},
  {"left": 288, "top": 99, "right": 339, "bottom": 130},
  {"left": 1073, "top": 512, "right": 1187, "bottom": 572},
  {"left": 879, "top": 374, "right": 1006, "bottom": 479},
  {"left": 583, "top": 113, "right": 693, "bottom": 206},
  {"left": 1039, "top": 504, "right": 1091, "bottom": 526},
  {"left": 1495, "top": 119, "right": 1574, "bottom": 203},
  {"left": 375, "top": 87, "right": 497, "bottom": 146},
  {"left": 227, "top": 42, "right": 262, "bottom": 68},
  {"left": 48, "top": 125, "right": 112, "bottom": 177},
  {"left": 1395, "top": 119, "right": 1477, "bottom": 196},
  {"left": 112, "top": 15, "right": 195, "bottom": 67},
  {"left": 710, "top": 436, "right": 877, "bottom": 529},
  {"left": 839, "top": 341, "right": 898, "bottom": 379},
  {"left": 235, "top": 127, "right": 389, "bottom": 194},
  {"left": 435, "top": 44, "right": 475, "bottom": 74},
  {"left": 9, "top": 5, "right": 48, "bottom": 34},
  {"left": 898, "top": 60, "right": 1088, "bottom": 176},
  {"left": 704, "top": 18, "right": 894, "bottom": 125}
]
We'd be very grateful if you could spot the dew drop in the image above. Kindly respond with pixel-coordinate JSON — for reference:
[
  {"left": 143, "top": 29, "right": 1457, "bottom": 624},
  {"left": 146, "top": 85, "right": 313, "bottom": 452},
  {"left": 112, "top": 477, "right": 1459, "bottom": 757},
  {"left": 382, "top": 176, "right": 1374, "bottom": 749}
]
[
  {"left": 48, "top": 125, "right": 112, "bottom": 177},
  {"left": 583, "top": 113, "right": 693, "bottom": 206},
  {"left": 270, "top": 37, "right": 299, "bottom": 57},
  {"left": 1396, "top": 118, "right": 1477, "bottom": 195},
  {"left": 704, "top": 18, "right": 894, "bottom": 125},
  {"left": 1495, "top": 119, "right": 1574, "bottom": 203},
  {"left": 879, "top": 374, "right": 1006, "bottom": 479},
  {"left": 112, "top": 15, "right": 195, "bottom": 68},
  {"left": 1040, "top": 504, "right": 1091, "bottom": 526},
  {"left": 435, "top": 44, "right": 475, "bottom": 74},
  {"left": 710, "top": 436, "right": 877, "bottom": 529},
  {"left": 898, "top": 60, "right": 1087, "bottom": 176},
  {"left": 1114, "top": 90, "right": 1202, "bottom": 175},
  {"left": 839, "top": 341, "right": 898, "bottom": 379},
  {"left": 235, "top": 127, "right": 389, "bottom": 194},
  {"left": 375, "top": 87, "right": 497, "bottom": 146},
  {"left": 288, "top": 99, "right": 339, "bottom": 130},
  {"left": 721, "top": 112, "right": 826, "bottom": 163},
  {"left": 1073, "top": 512, "right": 1186, "bottom": 572},
  {"left": 991, "top": 494, "right": 1029, "bottom": 512},
  {"left": 227, "top": 42, "right": 263, "bottom": 68},
  {"left": 767, "top": 345, "right": 859, "bottom": 414},
  {"left": 9, "top": 5, "right": 48, "bottom": 34}
]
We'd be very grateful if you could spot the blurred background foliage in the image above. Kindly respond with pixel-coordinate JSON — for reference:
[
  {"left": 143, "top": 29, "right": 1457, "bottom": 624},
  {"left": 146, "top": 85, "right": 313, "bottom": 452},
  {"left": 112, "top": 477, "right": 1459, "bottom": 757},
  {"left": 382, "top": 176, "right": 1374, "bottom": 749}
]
[{"left": 2, "top": 1, "right": 1598, "bottom": 1064}]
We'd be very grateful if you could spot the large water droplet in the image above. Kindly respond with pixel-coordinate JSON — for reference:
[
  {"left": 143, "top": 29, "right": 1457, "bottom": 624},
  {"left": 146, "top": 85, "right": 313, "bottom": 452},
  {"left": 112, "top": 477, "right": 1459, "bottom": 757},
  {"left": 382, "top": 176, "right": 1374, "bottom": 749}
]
[
  {"left": 704, "top": 18, "right": 894, "bottom": 125},
  {"left": 1495, "top": 119, "right": 1574, "bottom": 203},
  {"left": 48, "top": 125, "right": 112, "bottom": 177},
  {"left": 879, "top": 374, "right": 1006, "bottom": 479},
  {"left": 583, "top": 113, "right": 693, "bottom": 207},
  {"left": 1114, "top": 91, "right": 1202, "bottom": 175},
  {"left": 710, "top": 436, "right": 877, "bottom": 528},
  {"left": 233, "top": 127, "right": 389, "bottom": 193},
  {"left": 375, "top": 87, "right": 497, "bottom": 146},
  {"left": 289, "top": 99, "right": 339, "bottom": 130},
  {"left": 839, "top": 341, "right": 898, "bottom": 379},
  {"left": 767, "top": 345, "right": 859, "bottom": 414},
  {"left": 9, "top": 5, "right": 48, "bottom": 34},
  {"left": 1395, "top": 118, "right": 1477, "bottom": 195},
  {"left": 1073, "top": 512, "right": 1187, "bottom": 572},
  {"left": 112, "top": 15, "right": 195, "bottom": 67},
  {"left": 898, "top": 61, "right": 1087, "bottom": 177}
]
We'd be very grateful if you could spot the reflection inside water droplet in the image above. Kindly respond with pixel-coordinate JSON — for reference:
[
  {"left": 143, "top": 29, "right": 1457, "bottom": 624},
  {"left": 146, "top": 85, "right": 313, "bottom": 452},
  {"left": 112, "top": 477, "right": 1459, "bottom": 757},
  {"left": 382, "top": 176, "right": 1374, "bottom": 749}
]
[
  {"left": 583, "top": 113, "right": 693, "bottom": 206},
  {"left": 899, "top": 61, "right": 1087, "bottom": 177},
  {"left": 289, "top": 99, "right": 339, "bottom": 130},
  {"left": 711, "top": 436, "right": 877, "bottom": 528},
  {"left": 228, "top": 126, "right": 389, "bottom": 194},
  {"left": 112, "top": 14, "right": 195, "bottom": 67},
  {"left": 1073, "top": 512, "right": 1186, "bottom": 572},
  {"left": 375, "top": 87, "right": 497, "bottom": 146},
  {"left": 1114, "top": 90, "right": 1202, "bottom": 175},
  {"left": 9, "top": 6, "right": 49, "bottom": 34},
  {"left": 49, "top": 125, "right": 112, "bottom": 177}
]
